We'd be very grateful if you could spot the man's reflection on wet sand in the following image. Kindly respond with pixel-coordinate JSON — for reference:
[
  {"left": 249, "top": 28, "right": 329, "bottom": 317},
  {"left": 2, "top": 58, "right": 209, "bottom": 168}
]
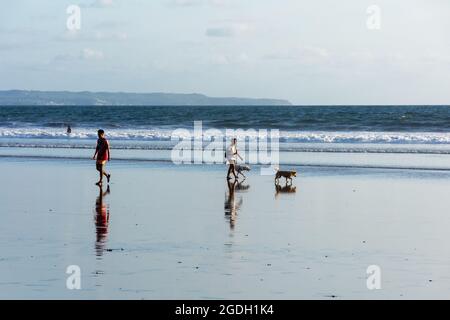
[
  {"left": 224, "top": 180, "right": 249, "bottom": 230},
  {"left": 94, "top": 184, "right": 110, "bottom": 257}
]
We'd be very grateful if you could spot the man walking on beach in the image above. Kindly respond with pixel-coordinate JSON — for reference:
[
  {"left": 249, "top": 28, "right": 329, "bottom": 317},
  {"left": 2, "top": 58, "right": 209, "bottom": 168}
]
[{"left": 93, "top": 129, "right": 111, "bottom": 186}]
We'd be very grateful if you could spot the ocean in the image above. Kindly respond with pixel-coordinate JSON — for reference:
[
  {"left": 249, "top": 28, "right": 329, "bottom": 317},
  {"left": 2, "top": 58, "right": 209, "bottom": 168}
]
[{"left": 1, "top": 105, "right": 450, "bottom": 168}]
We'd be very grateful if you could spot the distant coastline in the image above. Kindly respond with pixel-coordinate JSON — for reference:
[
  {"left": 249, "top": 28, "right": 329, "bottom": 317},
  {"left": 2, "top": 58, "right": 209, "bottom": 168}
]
[{"left": 0, "top": 90, "right": 291, "bottom": 106}]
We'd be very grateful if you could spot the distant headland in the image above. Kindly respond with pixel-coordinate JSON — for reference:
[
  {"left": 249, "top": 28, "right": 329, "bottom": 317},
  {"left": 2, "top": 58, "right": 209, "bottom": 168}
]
[{"left": 0, "top": 90, "right": 292, "bottom": 106}]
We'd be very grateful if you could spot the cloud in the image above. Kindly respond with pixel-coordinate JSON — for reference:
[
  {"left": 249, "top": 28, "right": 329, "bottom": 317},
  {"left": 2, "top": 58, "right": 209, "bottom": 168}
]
[
  {"left": 57, "top": 30, "right": 128, "bottom": 42},
  {"left": 210, "top": 52, "right": 250, "bottom": 65},
  {"left": 52, "top": 48, "right": 105, "bottom": 62},
  {"left": 205, "top": 27, "right": 233, "bottom": 37},
  {"left": 341, "top": 51, "right": 415, "bottom": 72},
  {"left": 81, "top": 48, "right": 104, "bottom": 60},
  {"left": 98, "top": 0, "right": 113, "bottom": 5},
  {"left": 169, "top": 0, "right": 203, "bottom": 6},
  {"left": 53, "top": 53, "right": 75, "bottom": 62},
  {"left": 168, "top": 0, "right": 228, "bottom": 7},
  {"left": 205, "top": 23, "right": 250, "bottom": 38},
  {"left": 0, "top": 43, "right": 22, "bottom": 51},
  {"left": 209, "top": 0, "right": 228, "bottom": 5},
  {"left": 93, "top": 31, "right": 128, "bottom": 41},
  {"left": 0, "top": 26, "right": 41, "bottom": 37},
  {"left": 264, "top": 46, "right": 330, "bottom": 65},
  {"left": 422, "top": 51, "right": 450, "bottom": 65},
  {"left": 80, "top": 0, "right": 114, "bottom": 8},
  {"left": 94, "top": 20, "right": 127, "bottom": 29}
]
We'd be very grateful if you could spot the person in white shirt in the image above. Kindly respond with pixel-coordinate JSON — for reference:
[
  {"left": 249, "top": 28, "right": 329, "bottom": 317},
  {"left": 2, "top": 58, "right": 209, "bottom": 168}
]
[{"left": 226, "top": 138, "right": 243, "bottom": 180}]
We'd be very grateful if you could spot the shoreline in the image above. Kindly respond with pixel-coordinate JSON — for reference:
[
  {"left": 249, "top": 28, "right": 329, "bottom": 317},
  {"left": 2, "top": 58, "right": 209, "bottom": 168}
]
[{"left": 1, "top": 146, "right": 450, "bottom": 171}]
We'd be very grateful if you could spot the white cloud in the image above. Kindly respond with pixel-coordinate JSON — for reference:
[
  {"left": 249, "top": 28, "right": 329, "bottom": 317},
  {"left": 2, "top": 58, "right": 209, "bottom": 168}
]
[
  {"left": 264, "top": 46, "right": 330, "bottom": 65},
  {"left": 168, "top": 0, "right": 228, "bottom": 7},
  {"left": 57, "top": 30, "right": 127, "bottom": 42},
  {"left": 205, "top": 23, "right": 250, "bottom": 38},
  {"left": 169, "top": 0, "right": 203, "bottom": 6},
  {"left": 93, "top": 0, "right": 113, "bottom": 7},
  {"left": 210, "top": 52, "right": 250, "bottom": 65},
  {"left": 210, "top": 54, "right": 230, "bottom": 65},
  {"left": 422, "top": 51, "right": 450, "bottom": 65},
  {"left": 205, "top": 27, "right": 233, "bottom": 37},
  {"left": 93, "top": 31, "right": 128, "bottom": 41},
  {"left": 52, "top": 49, "right": 105, "bottom": 62},
  {"left": 81, "top": 48, "right": 104, "bottom": 60},
  {"left": 95, "top": 20, "right": 127, "bottom": 29},
  {"left": 80, "top": 0, "right": 114, "bottom": 8},
  {"left": 0, "top": 43, "right": 22, "bottom": 51},
  {"left": 53, "top": 53, "right": 75, "bottom": 62}
]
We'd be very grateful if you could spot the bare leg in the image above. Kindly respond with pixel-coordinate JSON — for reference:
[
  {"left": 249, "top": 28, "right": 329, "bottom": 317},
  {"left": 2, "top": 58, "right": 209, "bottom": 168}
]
[
  {"left": 96, "top": 163, "right": 106, "bottom": 185},
  {"left": 103, "top": 170, "right": 111, "bottom": 183},
  {"left": 227, "top": 165, "right": 233, "bottom": 179},
  {"left": 231, "top": 164, "right": 238, "bottom": 179},
  {"left": 96, "top": 169, "right": 103, "bottom": 185}
]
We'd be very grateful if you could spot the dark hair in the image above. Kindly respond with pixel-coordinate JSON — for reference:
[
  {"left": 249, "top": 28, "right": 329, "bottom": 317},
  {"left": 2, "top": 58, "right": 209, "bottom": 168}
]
[{"left": 98, "top": 129, "right": 105, "bottom": 135}]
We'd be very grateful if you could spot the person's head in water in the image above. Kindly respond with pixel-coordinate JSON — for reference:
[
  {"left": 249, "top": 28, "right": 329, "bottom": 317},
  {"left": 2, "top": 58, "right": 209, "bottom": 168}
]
[
  {"left": 232, "top": 138, "right": 237, "bottom": 145},
  {"left": 98, "top": 129, "right": 105, "bottom": 139}
]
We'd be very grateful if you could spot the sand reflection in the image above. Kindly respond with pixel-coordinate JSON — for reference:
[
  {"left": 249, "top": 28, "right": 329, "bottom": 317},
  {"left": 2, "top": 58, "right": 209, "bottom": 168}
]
[
  {"left": 274, "top": 182, "right": 296, "bottom": 199},
  {"left": 224, "top": 180, "right": 249, "bottom": 230},
  {"left": 94, "top": 185, "right": 110, "bottom": 257}
]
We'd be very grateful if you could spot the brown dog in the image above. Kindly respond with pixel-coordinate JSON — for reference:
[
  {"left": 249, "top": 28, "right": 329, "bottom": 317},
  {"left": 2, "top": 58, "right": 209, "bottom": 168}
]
[{"left": 275, "top": 168, "right": 297, "bottom": 184}]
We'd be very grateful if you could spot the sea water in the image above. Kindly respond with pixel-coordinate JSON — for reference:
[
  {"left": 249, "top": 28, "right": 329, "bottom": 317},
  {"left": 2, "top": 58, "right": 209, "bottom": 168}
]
[{"left": 1, "top": 105, "right": 450, "bottom": 169}]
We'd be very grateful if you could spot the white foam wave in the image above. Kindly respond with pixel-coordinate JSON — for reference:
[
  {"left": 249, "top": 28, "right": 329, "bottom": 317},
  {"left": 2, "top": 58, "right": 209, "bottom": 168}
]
[{"left": 1, "top": 127, "right": 450, "bottom": 144}]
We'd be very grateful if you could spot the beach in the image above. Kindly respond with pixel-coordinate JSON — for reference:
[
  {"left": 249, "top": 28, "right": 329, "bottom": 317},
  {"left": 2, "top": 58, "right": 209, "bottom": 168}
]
[
  {"left": 3, "top": 0, "right": 450, "bottom": 305},
  {"left": 2, "top": 156, "right": 450, "bottom": 299}
]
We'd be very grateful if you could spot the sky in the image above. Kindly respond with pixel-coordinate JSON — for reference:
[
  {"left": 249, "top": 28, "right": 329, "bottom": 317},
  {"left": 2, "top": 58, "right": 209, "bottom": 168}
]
[{"left": 1, "top": 0, "right": 450, "bottom": 105}]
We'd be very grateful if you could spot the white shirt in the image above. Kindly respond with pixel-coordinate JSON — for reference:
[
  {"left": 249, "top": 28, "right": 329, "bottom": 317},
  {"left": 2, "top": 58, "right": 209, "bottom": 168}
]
[{"left": 226, "top": 144, "right": 237, "bottom": 163}]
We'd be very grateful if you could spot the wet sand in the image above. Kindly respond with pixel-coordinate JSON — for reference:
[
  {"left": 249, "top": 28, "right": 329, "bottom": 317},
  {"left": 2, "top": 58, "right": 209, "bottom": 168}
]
[{"left": 1, "top": 157, "right": 450, "bottom": 299}]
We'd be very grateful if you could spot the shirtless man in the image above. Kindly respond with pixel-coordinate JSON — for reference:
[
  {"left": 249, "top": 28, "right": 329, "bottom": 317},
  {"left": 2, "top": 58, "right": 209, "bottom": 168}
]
[{"left": 93, "top": 129, "right": 111, "bottom": 186}]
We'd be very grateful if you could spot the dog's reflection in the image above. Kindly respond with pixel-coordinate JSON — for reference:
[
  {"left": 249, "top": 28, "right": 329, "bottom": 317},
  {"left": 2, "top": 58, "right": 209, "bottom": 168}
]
[
  {"left": 235, "top": 179, "right": 250, "bottom": 192},
  {"left": 224, "top": 180, "right": 245, "bottom": 230},
  {"left": 94, "top": 184, "right": 110, "bottom": 257},
  {"left": 275, "top": 182, "right": 296, "bottom": 198}
]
